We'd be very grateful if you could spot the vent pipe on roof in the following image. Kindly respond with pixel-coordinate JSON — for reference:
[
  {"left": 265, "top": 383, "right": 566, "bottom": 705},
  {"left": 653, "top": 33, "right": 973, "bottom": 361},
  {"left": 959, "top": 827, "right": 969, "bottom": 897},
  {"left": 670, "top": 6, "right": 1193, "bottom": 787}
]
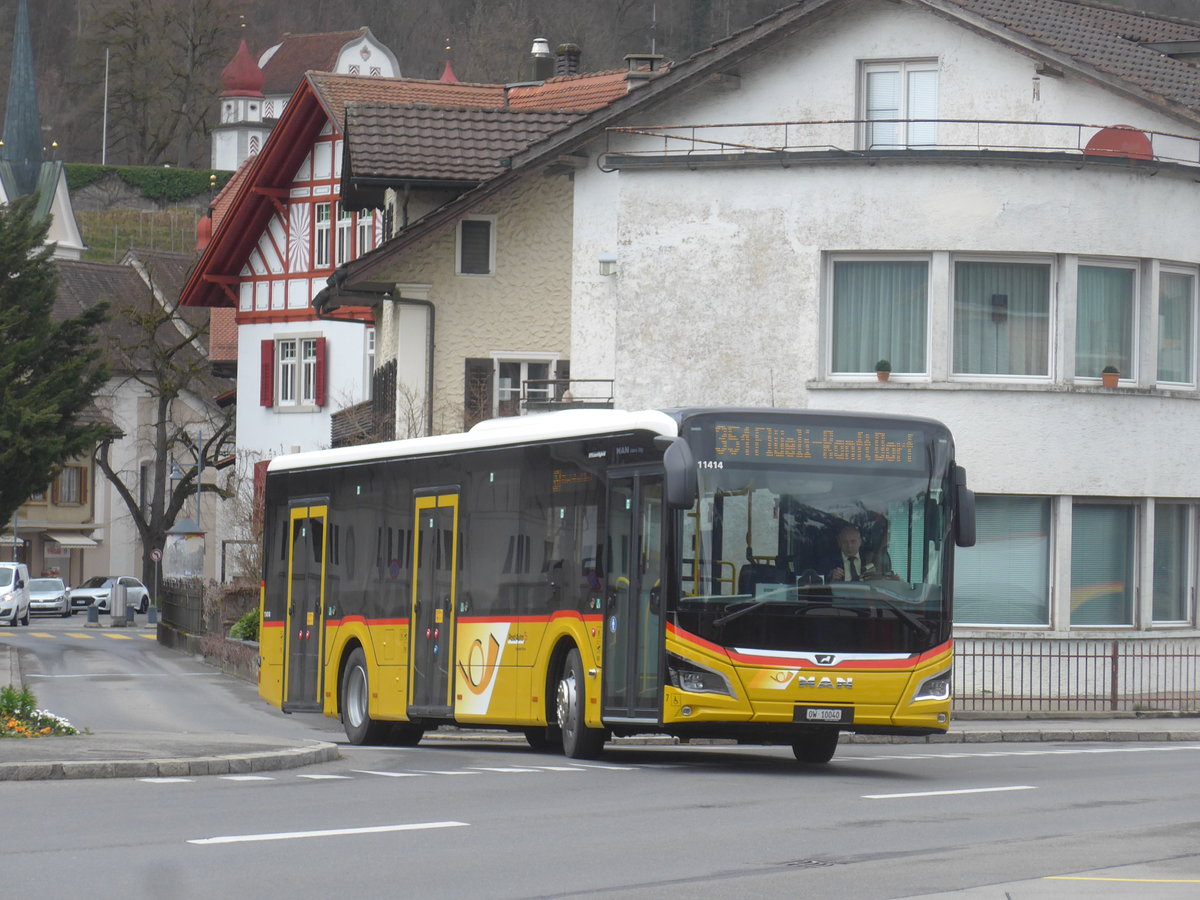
[
  {"left": 555, "top": 43, "right": 581, "bottom": 77},
  {"left": 529, "top": 37, "right": 554, "bottom": 81}
]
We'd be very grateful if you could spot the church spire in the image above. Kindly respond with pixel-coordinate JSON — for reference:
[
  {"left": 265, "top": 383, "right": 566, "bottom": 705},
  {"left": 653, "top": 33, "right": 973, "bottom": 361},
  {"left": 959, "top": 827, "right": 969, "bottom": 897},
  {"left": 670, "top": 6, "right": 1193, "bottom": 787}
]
[{"left": 2, "top": 0, "right": 44, "bottom": 196}]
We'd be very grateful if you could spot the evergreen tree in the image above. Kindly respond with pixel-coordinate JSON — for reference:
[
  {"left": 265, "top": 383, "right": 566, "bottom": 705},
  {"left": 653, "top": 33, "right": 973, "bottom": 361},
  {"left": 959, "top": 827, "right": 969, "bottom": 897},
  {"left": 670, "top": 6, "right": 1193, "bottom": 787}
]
[{"left": 0, "top": 195, "right": 111, "bottom": 530}]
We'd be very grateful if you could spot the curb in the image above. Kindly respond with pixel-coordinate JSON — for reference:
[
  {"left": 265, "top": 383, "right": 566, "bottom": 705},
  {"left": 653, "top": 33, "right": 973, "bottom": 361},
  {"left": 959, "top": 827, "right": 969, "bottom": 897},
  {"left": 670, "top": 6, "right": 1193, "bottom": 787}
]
[{"left": 0, "top": 740, "right": 341, "bottom": 782}]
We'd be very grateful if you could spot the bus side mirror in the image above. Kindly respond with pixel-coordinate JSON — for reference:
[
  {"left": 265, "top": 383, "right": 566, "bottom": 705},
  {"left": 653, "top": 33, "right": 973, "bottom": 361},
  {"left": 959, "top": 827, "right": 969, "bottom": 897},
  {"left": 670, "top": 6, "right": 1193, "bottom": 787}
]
[
  {"left": 954, "top": 465, "right": 976, "bottom": 548},
  {"left": 655, "top": 436, "right": 698, "bottom": 510}
]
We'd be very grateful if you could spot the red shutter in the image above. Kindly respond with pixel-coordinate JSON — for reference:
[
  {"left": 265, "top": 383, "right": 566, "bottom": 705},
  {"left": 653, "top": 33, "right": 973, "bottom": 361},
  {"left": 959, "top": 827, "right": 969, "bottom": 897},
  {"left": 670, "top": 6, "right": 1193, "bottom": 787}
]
[
  {"left": 260, "top": 340, "right": 274, "bottom": 407},
  {"left": 314, "top": 337, "right": 327, "bottom": 407}
]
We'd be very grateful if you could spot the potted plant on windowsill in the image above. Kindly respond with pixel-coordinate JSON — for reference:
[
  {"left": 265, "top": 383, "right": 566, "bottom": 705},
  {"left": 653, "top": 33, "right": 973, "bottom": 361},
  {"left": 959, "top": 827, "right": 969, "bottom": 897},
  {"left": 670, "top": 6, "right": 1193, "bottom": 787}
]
[
  {"left": 874, "top": 359, "right": 891, "bottom": 382},
  {"left": 1101, "top": 365, "right": 1120, "bottom": 388}
]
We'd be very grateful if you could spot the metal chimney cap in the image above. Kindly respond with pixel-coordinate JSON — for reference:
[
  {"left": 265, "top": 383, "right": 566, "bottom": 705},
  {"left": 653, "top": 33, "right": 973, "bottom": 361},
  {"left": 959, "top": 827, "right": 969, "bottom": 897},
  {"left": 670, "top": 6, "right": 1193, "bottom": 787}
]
[{"left": 530, "top": 38, "right": 551, "bottom": 57}]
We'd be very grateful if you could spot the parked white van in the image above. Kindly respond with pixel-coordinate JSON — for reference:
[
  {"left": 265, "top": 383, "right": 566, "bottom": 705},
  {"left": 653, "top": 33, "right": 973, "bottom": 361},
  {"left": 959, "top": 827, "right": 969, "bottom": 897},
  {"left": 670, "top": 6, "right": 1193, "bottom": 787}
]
[{"left": 0, "top": 562, "right": 30, "bottom": 627}]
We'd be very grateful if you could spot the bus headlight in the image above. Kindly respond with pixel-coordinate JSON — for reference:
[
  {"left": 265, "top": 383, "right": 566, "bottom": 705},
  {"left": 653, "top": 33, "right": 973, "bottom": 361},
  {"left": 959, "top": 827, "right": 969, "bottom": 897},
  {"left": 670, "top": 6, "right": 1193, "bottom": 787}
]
[
  {"left": 667, "top": 655, "right": 734, "bottom": 697},
  {"left": 913, "top": 669, "right": 952, "bottom": 702}
]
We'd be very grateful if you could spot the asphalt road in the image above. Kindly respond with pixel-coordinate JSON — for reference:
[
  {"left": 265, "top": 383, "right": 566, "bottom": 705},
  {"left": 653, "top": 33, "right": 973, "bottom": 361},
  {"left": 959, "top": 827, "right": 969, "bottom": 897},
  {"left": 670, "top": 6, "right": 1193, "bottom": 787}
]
[{"left": 4, "top": 616, "right": 1200, "bottom": 898}]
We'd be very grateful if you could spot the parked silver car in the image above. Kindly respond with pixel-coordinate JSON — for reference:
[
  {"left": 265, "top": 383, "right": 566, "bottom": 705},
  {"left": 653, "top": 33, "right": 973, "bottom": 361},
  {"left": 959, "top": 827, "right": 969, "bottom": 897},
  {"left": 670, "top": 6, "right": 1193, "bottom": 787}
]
[
  {"left": 29, "top": 577, "right": 72, "bottom": 617},
  {"left": 71, "top": 576, "right": 151, "bottom": 614}
]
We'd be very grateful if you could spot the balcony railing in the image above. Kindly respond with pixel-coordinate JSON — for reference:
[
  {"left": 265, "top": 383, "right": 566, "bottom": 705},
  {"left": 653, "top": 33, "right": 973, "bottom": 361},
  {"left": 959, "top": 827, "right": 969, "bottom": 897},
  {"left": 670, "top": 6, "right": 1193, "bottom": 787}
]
[
  {"left": 602, "top": 118, "right": 1200, "bottom": 171},
  {"left": 955, "top": 637, "right": 1200, "bottom": 713},
  {"left": 521, "top": 378, "right": 615, "bottom": 413}
]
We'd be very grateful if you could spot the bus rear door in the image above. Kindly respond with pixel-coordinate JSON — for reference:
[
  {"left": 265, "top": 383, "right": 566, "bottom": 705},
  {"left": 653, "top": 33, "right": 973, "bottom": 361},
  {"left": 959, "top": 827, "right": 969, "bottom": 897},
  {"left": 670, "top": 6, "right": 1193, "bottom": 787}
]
[
  {"left": 283, "top": 503, "right": 328, "bottom": 712},
  {"left": 603, "top": 470, "right": 665, "bottom": 724},
  {"left": 408, "top": 490, "right": 460, "bottom": 717}
]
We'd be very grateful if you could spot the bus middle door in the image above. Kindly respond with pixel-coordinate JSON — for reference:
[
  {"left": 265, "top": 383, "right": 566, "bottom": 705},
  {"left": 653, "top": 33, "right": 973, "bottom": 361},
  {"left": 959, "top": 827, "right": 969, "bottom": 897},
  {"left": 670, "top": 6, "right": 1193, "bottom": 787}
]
[
  {"left": 283, "top": 503, "right": 328, "bottom": 712},
  {"left": 408, "top": 490, "right": 460, "bottom": 717},
  {"left": 603, "top": 469, "right": 665, "bottom": 724}
]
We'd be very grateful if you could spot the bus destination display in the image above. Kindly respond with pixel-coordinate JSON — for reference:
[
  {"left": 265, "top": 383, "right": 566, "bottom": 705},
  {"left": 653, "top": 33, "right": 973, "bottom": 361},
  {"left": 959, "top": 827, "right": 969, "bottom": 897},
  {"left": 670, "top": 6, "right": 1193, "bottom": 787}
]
[{"left": 711, "top": 423, "right": 921, "bottom": 469}]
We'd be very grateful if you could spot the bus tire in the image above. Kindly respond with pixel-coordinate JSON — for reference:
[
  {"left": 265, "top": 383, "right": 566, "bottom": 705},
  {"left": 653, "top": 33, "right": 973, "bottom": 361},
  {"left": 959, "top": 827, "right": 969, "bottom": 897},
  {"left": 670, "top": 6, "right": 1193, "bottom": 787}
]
[
  {"left": 557, "top": 648, "right": 606, "bottom": 759},
  {"left": 341, "top": 647, "right": 388, "bottom": 745},
  {"left": 792, "top": 730, "right": 840, "bottom": 764}
]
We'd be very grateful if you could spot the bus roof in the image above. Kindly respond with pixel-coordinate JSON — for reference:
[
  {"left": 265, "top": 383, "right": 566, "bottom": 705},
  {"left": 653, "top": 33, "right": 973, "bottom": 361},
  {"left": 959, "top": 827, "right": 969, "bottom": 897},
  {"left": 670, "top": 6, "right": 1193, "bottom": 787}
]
[{"left": 267, "top": 408, "right": 680, "bottom": 473}]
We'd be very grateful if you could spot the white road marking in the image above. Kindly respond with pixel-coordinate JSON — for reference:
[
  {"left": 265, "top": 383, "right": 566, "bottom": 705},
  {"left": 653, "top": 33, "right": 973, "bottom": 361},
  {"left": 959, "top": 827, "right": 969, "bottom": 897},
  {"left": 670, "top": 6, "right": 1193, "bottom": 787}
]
[
  {"left": 864, "top": 785, "right": 1037, "bottom": 799},
  {"left": 220, "top": 775, "right": 275, "bottom": 781},
  {"left": 467, "top": 766, "right": 541, "bottom": 773},
  {"left": 525, "top": 765, "right": 588, "bottom": 772},
  {"left": 413, "top": 770, "right": 481, "bottom": 776},
  {"left": 838, "top": 744, "right": 1200, "bottom": 763},
  {"left": 563, "top": 762, "right": 639, "bottom": 770},
  {"left": 140, "top": 777, "right": 195, "bottom": 783},
  {"left": 352, "top": 770, "right": 426, "bottom": 778},
  {"left": 189, "top": 821, "right": 468, "bottom": 845},
  {"left": 296, "top": 773, "right": 353, "bottom": 780}
]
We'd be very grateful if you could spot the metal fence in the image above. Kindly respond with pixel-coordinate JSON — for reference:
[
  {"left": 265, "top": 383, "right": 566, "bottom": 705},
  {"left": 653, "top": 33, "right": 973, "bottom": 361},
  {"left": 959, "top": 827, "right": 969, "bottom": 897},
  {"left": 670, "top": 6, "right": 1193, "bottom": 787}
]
[
  {"left": 955, "top": 638, "right": 1200, "bottom": 713},
  {"left": 159, "top": 577, "right": 206, "bottom": 636}
]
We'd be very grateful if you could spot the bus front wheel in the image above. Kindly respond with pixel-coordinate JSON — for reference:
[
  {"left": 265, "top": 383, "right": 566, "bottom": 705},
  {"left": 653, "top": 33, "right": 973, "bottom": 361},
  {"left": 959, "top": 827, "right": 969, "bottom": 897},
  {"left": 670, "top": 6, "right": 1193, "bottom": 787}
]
[
  {"left": 556, "top": 648, "right": 606, "bottom": 759},
  {"left": 341, "top": 647, "right": 388, "bottom": 745},
  {"left": 792, "top": 730, "right": 840, "bottom": 764}
]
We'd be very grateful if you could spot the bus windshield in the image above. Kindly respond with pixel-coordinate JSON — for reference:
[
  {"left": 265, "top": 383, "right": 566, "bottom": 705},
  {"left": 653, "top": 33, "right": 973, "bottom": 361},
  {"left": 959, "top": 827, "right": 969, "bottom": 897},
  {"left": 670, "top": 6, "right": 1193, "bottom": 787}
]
[{"left": 677, "top": 414, "right": 955, "bottom": 655}]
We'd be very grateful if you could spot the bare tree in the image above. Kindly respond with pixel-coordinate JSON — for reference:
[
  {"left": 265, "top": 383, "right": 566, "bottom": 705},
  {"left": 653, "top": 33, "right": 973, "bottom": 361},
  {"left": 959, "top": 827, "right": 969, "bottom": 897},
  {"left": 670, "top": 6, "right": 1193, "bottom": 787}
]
[{"left": 91, "top": 265, "right": 235, "bottom": 587}]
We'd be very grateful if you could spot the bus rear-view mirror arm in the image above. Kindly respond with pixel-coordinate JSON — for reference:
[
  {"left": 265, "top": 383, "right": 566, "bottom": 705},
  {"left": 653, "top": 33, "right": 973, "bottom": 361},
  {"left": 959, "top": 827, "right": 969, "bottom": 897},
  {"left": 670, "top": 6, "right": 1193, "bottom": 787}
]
[{"left": 954, "top": 465, "right": 976, "bottom": 548}]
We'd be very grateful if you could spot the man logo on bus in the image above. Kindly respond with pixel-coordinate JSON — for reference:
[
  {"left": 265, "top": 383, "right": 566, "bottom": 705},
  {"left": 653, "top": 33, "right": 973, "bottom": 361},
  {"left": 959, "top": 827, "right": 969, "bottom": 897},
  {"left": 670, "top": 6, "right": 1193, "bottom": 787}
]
[{"left": 458, "top": 633, "right": 502, "bottom": 695}]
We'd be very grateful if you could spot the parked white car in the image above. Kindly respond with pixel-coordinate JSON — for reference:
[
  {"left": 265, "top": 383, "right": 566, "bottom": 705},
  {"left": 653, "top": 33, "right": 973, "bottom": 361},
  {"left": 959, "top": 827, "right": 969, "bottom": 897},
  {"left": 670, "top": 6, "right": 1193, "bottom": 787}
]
[
  {"left": 0, "top": 562, "right": 31, "bottom": 626},
  {"left": 71, "top": 576, "right": 151, "bottom": 614},
  {"left": 29, "top": 577, "right": 72, "bottom": 617}
]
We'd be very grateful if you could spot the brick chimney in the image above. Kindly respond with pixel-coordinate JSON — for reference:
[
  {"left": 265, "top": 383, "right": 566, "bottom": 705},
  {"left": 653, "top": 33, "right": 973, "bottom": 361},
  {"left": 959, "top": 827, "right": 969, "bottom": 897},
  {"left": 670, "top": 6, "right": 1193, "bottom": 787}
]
[{"left": 555, "top": 43, "right": 581, "bottom": 76}]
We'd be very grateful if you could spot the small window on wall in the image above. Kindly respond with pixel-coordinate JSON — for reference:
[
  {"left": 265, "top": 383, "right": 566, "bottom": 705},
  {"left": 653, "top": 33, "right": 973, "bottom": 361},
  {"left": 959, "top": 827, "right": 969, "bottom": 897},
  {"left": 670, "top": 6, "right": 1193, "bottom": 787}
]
[
  {"left": 953, "top": 259, "right": 1051, "bottom": 377},
  {"left": 458, "top": 217, "right": 494, "bottom": 275},
  {"left": 1076, "top": 264, "right": 1135, "bottom": 380},
  {"left": 335, "top": 204, "right": 353, "bottom": 266},
  {"left": 955, "top": 496, "right": 1051, "bottom": 626},
  {"left": 1071, "top": 503, "right": 1135, "bottom": 626},
  {"left": 261, "top": 338, "right": 326, "bottom": 408},
  {"left": 314, "top": 202, "right": 331, "bottom": 269},
  {"left": 1153, "top": 504, "right": 1190, "bottom": 622},
  {"left": 830, "top": 258, "right": 928, "bottom": 374},
  {"left": 53, "top": 466, "right": 87, "bottom": 506},
  {"left": 862, "top": 60, "right": 938, "bottom": 149},
  {"left": 1158, "top": 270, "right": 1194, "bottom": 385},
  {"left": 358, "top": 211, "right": 373, "bottom": 259}
]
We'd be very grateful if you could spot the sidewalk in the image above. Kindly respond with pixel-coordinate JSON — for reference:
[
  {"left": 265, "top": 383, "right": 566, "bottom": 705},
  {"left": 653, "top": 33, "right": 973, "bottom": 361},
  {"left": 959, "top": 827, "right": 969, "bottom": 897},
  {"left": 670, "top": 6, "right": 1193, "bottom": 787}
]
[{"left": 3, "top": 645, "right": 1198, "bottom": 781}]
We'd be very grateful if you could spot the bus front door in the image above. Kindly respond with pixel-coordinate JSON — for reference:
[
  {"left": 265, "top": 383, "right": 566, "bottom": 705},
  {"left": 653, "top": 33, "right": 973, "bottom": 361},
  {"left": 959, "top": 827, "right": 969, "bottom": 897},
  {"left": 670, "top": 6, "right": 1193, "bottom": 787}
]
[
  {"left": 603, "top": 472, "right": 664, "bottom": 723},
  {"left": 283, "top": 503, "right": 328, "bottom": 712},
  {"left": 408, "top": 491, "right": 459, "bottom": 717}
]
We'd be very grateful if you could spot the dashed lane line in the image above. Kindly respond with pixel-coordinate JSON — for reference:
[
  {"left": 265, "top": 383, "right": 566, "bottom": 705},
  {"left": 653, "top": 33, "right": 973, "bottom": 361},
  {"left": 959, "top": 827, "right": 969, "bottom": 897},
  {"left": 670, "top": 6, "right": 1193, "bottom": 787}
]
[
  {"left": 863, "top": 785, "right": 1037, "bottom": 800},
  {"left": 188, "top": 821, "right": 469, "bottom": 845}
]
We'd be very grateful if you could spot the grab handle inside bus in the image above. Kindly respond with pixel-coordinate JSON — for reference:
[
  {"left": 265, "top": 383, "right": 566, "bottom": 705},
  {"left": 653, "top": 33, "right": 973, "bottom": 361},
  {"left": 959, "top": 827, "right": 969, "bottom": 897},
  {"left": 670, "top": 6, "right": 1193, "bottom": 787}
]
[
  {"left": 954, "top": 464, "right": 976, "bottom": 548},
  {"left": 655, "top": 436, "right": 698, "bottom": 510}
]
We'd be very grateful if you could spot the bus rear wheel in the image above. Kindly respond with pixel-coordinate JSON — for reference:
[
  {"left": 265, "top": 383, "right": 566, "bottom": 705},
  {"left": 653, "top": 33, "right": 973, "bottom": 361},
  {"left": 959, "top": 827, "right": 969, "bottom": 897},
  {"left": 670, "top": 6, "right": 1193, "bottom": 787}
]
[
  {"left": 792, "top": 730, "right": 840, "bottom": 764},
  {"left": 556, "top": 648, "right": 606, "bottom": 759},
  {"left": 341, "top": 647, "right": 388, "bottom": 745}
]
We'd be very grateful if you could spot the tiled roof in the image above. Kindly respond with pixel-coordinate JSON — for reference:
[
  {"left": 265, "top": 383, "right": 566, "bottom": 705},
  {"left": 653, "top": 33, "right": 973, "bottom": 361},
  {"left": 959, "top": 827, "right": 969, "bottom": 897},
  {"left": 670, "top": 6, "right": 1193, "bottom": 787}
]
[
  {"left": 208, "top": 308, "right": 238, "bottom": 362},
  {"left": 344, "top": 104, "right": 585, "bottom": 181},
  {"left": 507, "top": 69, "right": 632, "bottom": 110},
  {"left": 260, "top": 29, "right": 368, "bottom": 95},
  {"left": 944, "top": 0, "right": 1200, "bottom": 114},
  {"left": 123, "top": 249, "right": 206, "bottom": 332},
  {"left": 308, "top": 72, "right": 506, "bottom": 129},
  {"left": 211, "top": 155, "right": 254, "bottom": 227}
]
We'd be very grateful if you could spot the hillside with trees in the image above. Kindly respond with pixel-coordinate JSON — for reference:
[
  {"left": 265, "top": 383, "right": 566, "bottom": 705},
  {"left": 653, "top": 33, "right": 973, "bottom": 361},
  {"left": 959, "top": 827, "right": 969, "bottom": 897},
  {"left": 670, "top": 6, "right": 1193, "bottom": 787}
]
[{"left": 0, "top": 0, "right": 1195, "bottom": 171}]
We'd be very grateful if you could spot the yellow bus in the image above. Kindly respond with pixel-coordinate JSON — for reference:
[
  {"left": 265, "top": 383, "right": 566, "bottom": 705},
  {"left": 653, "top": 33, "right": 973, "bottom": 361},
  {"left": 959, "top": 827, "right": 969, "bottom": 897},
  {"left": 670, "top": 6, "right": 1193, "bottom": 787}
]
[{"left": 258, "top": 407, "right": 975, "bottom": 763}]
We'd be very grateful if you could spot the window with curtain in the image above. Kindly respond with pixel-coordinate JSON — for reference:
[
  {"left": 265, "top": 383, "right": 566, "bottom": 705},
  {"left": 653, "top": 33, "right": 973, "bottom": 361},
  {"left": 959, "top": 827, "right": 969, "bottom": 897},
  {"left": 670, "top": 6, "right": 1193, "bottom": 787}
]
[
  {"left": 1075, "top": 264, "right": 1134, "bottom": 378},
  {"left": 1153, "top": 504, "right": 1189, "bottom": 622},
  {"left": 831, "top": 259, "right": 928, "bottom": 374},
  {"left": 953, "top": 260, "right": 1051, "bottom": 376},
  {"left": 954, "top": 496, "right": 1050, "bottom": 625},
  {"left": 1071, "top": 503, "right": 1135, "bottom": 626},
  {"left": 863, "top": 61, "right": 938, "bottom": 149},
  {"left": 1158, "top": 270, "right": 1194, "bottom": 384}
]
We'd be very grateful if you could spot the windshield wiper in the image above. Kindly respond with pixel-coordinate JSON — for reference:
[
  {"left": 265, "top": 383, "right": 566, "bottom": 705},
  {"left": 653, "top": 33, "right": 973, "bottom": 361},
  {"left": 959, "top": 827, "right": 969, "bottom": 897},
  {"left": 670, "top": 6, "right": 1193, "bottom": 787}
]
[
  {"left": 712, "top": 586, "right": 825, "bottom": 627},
  {"left": 835, "top": 583, "right": 932, "bottom": 639}
]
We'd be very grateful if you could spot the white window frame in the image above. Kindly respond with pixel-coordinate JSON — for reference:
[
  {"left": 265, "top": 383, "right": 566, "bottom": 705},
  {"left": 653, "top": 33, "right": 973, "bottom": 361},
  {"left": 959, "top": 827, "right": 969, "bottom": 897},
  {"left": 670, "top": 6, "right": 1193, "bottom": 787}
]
[
  {"left": 860, "top": 59, "right": 939, "bottom": 150},
  {"left": 949, "top": 253, "right": 1056, "bottom": 383},
  {"left": 1156, "top": 263, "right": 1197, "bottom": 389},
  {"left": 335, "top": 203, "right": 353, "bottom": 266},
  {"left": 314, "top": 202, "right": 331, "bottom": 269},
  {"left": 1148, "top": 500, "right": 1194, "bottom": 626},
  {"left": 299, "top": 338, "right": 320, "bottom": 406},
  {"left": 1075, "top": 258, "right": 1139, "bottom": 383},
  {"left": 825, "top": 252, "right": 932, "bottom": 379},
  {"left": 489, "top": 351, "right": 559, "bottom": 417},
  {"left": 277, "top": 338, "right": 298, "bottom": 405},
  {"left": 365, "top": 327, "right": 376, "bottom": 400},
  {"left": 457, "top": 215, "right": 497, "bottom": 276},
  {"left": 357, "top": 210, "right": 373, "bottom": 259}
]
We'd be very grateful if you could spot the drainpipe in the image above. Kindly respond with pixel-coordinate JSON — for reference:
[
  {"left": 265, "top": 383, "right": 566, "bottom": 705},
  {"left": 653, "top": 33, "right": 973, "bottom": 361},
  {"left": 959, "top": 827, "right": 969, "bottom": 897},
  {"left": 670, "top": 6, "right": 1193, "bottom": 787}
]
[{"left": 314, "top": 274, "right": 435, "bottom": 436}]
